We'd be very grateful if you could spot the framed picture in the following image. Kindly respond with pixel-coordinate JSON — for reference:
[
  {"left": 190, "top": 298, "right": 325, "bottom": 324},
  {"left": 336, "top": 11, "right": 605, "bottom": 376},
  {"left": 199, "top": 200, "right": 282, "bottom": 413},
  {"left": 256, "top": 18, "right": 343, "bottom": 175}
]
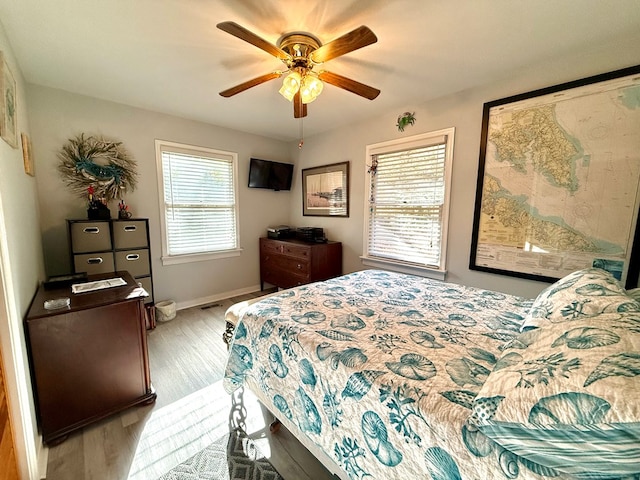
[
  {"left": 470, "top": 65, "right": 640, "bottom": 288},
  {"left": 0, "top": 52, "right": 17, "bottom": 148},
  {"left": 21, "top": 133, "right": 34, "bottom": 176},
  {"left": 302, "top": 161, "right": 349, "bottom": 217}
]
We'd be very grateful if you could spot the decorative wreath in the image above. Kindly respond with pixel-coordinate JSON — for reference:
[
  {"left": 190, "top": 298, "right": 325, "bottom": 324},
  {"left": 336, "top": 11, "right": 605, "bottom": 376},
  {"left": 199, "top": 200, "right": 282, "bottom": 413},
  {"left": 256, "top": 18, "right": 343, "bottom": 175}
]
[{"left": 58, "top": 133, "right": 137, "bottom": 202}]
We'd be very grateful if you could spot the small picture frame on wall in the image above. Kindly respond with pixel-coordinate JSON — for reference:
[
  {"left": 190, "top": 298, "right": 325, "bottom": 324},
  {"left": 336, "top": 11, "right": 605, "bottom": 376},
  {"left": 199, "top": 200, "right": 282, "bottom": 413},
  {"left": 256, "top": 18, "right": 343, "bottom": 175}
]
[
  {"left": 302, "top": 161, "right": 349, "bottom": 217},
  {"left": 21, "top": 132, "right": 34, "bottom": 176},
  {"left": 0, "top": 52, "right": 17, "bottom": 149}
]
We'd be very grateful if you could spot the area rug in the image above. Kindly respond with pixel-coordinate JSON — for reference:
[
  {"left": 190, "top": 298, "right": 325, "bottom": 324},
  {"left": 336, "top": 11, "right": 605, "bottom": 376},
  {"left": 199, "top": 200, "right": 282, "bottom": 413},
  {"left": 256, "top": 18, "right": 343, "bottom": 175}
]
[{"left": 158, "top": 428, "right": 284, "bottom": 480}]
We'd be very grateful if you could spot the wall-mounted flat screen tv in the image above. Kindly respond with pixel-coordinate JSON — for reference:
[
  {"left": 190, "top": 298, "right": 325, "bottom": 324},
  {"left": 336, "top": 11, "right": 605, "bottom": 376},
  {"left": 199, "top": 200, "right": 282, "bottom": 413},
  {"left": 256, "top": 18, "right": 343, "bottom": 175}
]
[{"left": 248, "top": 158, "right": 294, "bottom": 191}]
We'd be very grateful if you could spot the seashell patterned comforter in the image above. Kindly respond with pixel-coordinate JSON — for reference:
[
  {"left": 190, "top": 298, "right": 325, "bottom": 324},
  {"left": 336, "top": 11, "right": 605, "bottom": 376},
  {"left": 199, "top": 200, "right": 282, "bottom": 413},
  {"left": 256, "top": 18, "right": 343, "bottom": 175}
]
[{"left": 222, "top": 269, "right": 637, "bottom": 479}]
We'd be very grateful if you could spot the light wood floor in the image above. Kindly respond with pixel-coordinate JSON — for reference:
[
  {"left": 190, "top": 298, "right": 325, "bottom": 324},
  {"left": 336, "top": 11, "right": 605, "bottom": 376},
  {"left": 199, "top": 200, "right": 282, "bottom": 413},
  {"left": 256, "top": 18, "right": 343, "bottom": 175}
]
[{"left": 44, "top": 290, "right": 334, "bottom": 480}]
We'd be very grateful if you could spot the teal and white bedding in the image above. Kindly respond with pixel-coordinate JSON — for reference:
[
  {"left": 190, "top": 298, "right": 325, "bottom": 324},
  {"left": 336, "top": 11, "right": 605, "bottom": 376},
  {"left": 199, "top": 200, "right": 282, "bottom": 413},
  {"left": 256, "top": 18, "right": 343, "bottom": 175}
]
[
  {"left": 471, "top": 268, "right": 640, "bottom": 480},
  {"left": 223, "top": 269, "right": 640, "bottom": 480}
]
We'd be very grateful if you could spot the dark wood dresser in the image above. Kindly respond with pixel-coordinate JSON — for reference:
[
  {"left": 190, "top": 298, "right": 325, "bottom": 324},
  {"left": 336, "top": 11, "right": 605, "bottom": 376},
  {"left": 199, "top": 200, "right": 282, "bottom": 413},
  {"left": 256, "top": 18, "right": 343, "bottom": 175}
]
[
  {"left": 260, "top": 237, "right": 342, "bottom": 290},
  {"left": 24, "top": 271, "right": 156, "bottom": 445}
]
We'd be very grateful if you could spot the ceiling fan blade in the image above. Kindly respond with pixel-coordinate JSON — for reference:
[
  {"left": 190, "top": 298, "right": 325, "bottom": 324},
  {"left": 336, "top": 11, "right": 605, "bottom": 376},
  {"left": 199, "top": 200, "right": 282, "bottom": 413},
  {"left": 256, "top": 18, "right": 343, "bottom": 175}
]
[
  {"left": 219, "top": 72, "right": 282, "bottom": 97},
  {"left": 217, "top": 21, "right": 290, "bottom": 61},
  {"left": 293, "top": 91, "right": 307, "bottom": 118},
  {"left": 318, "top": 71, "right": 380, "bottom": 100},
  {"left": 310, "top": 26, "right": 377, "bottom": 63}
]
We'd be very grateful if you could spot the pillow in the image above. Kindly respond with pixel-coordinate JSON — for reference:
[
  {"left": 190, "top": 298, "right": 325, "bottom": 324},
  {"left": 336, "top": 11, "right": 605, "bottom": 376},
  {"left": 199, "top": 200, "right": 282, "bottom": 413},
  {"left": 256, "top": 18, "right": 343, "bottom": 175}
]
[
  {"left": 627, "top": 287, "right": 640, "bottom": 302},
  {"left": 519, "top": 268, "right": 635, "bottom": 332},
  {"left": 469, "top": 300, "right": 640, "bottom": 478}
]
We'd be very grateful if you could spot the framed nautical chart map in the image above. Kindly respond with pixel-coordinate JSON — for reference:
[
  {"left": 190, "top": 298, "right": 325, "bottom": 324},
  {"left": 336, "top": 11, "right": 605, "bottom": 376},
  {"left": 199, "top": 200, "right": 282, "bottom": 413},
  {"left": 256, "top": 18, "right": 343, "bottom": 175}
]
[{"left": 470, "top": 65, "right": 640, "bottom": 288}]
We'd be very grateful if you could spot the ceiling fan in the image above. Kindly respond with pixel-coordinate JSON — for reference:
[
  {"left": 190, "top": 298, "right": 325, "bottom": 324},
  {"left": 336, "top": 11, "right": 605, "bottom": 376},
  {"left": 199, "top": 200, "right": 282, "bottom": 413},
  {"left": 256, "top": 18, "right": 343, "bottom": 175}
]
[{"left": 217, "top": 21, "right": 381, "bottom": 118}]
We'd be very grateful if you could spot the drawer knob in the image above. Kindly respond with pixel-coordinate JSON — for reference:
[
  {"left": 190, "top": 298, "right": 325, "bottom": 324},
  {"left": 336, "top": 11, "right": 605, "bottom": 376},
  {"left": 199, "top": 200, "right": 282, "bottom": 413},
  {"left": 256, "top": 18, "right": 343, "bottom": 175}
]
[
  {"left": 83, "top": 227, "right": 100, "bottom": 234},
  {"left": 124, "top": 226, "right": 137, "bottom": 232},
  {"left": 297, "top": 264, "right": 302, "bottom": 270},
  {"left": 126, "top": 254, "right": 140, "bottom": 261},
  {"left": 87, "top": 257, "right": 103, "bottom": 265}
]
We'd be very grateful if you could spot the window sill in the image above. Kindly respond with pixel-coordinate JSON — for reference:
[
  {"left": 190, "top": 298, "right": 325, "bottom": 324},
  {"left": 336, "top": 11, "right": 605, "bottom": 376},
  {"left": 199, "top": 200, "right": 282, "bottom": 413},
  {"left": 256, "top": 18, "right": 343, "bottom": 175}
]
[
  {"left": 162, "top": 248, "right": 242, "bottom": 265},
  {"left": 360, "top": 256, "right": 446, "bottom": 281}
]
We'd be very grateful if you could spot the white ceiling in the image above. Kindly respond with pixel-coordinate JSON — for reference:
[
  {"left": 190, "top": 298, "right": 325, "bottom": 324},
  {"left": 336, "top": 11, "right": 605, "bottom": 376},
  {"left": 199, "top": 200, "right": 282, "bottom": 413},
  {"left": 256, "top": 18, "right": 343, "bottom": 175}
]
[{"left": 1, "top": 0, "right": 639, "bottom": 142}]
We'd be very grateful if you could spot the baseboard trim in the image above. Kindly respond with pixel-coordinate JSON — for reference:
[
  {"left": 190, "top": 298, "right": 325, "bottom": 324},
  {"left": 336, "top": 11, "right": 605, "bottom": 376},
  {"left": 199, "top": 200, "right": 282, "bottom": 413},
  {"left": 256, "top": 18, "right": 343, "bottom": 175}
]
[
  {"left": 38, "top": 440, "right": 48, "bottom": 479},
  {"left": 174, "top": 284, "right": 262, "bottom": 311}
]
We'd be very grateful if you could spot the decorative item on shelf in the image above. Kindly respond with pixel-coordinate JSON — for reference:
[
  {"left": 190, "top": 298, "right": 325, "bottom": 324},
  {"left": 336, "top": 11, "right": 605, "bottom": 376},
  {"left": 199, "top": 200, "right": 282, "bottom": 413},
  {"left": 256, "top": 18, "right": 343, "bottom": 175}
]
[
  {"left": 87, "top": 203, "right": 111, "bottom": 220},
  {"left": 87, "top": 186, "right": 111, "bottom": 220},
  {"left": 118, "top": 199, "right": 132, "bottom": 219},
  {"left": 396, "top": 111, "right": 416, "bottom": 132},
  {"left": 58, "top": 133, "right": 137, "bottom": 203}
]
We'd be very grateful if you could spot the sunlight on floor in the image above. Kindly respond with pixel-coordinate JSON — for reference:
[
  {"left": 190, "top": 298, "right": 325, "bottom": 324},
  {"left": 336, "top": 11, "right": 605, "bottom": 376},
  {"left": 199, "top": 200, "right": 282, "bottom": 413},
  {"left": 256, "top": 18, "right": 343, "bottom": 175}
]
[{"left": 126, "top": 380, "right": 270, "bottom": 479}]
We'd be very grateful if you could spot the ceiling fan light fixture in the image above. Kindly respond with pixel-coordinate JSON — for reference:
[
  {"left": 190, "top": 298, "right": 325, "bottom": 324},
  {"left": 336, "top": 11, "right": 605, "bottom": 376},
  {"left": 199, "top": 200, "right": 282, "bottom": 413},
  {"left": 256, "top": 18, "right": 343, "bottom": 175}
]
[
  {"left": 279, "top": 71, "right": 301, "bottom": 101},
  {"left": 300, "top": 72, "right": 323, "bottom": 104},
  {"left": 217, "top": 22, "right": 379, "bottom": 117}
]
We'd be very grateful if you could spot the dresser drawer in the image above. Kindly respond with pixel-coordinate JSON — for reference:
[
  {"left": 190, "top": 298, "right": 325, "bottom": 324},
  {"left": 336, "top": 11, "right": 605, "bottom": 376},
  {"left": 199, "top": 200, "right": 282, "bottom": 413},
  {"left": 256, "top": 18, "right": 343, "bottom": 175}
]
[
  {"left": 261, "top": 253, "right": 309, "bottom": 275},
  {"left": 70, "top": 222, "right": 112, "bottom": 253},
  {"left": 73, "top": 253, "right": 115, "bottom": 275},
  {"left": 113, "top": 220, "right": 148, "bottom": 249},
  {"left": 260, "top": 238, "right": 310, "bottom": 260},
  {"left": 260, "top": 238, "right": 284, "bottom": 256},
  {"left": 262, "top": 267, "right": 310, "bottom": 289},
  {"left": 115, "top": 249, "right": 150, "bottom": 277},
  {"left": 281, "top": 243, "right": 310, "bottom": 260}
]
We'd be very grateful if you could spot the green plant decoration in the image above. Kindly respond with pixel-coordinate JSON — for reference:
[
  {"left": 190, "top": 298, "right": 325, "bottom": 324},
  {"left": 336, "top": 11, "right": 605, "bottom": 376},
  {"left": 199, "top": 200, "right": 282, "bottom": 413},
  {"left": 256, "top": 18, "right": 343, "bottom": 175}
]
[
  {"left": 396, "top": 112, "right": 416, "bottom": 132},
  {"left": 58, "top": 133, "right": 137, "bottom": 202}
]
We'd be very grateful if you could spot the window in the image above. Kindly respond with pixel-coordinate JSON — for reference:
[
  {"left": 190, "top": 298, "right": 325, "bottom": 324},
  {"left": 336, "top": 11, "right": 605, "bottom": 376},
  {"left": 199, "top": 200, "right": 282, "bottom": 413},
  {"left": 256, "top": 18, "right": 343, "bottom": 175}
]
[
  {"left": 155, "top": 140, "right": 240, "bottom": 265},
  {"left": 363, "top": 128, "right": 455, "bottom": 279}
]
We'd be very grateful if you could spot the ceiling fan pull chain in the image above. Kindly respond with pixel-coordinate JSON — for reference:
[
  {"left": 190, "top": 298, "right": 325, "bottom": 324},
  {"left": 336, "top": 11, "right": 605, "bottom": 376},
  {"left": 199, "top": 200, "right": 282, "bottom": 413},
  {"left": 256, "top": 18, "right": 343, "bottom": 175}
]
[{"left": 298, "top": 117, "right": 304, "bottom": 149}]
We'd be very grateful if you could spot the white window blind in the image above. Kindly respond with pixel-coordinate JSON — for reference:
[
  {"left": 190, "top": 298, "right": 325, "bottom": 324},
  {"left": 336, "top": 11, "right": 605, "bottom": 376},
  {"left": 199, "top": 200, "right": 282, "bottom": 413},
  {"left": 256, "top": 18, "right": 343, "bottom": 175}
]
[
  {"left": 364, "top": 129, "right": 454, "bottom": 274},
  {"left": 156, "top": 141, "right": 239, "bottom": 261}
]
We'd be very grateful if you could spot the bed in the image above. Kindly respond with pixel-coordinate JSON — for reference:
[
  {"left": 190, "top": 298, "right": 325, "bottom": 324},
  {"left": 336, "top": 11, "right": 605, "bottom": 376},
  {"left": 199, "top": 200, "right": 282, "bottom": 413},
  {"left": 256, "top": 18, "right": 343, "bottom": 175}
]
[{"left": 223, "top": 268, "right": 640, "bottom": 480}]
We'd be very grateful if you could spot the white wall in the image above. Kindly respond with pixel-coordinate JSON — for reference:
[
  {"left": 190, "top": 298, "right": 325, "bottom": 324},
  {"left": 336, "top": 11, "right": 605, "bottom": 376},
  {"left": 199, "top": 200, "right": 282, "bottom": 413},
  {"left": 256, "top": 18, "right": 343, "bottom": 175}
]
[
  {"left": 0, "top": 22, "right": 46, "bottom": 480},
  {"left": 288, "top": 32, "right": 640, "bottom": 300},
  {"left": 27, "top": 86, "right": 293, "bottom": 306}
]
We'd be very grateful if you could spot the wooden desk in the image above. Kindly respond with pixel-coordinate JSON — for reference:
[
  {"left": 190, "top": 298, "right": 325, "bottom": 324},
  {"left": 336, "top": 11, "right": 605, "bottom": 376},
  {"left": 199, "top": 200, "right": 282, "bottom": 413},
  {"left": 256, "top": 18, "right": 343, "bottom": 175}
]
[{"left": 25, "top": 271, "right": 156, "bottom": 444}]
